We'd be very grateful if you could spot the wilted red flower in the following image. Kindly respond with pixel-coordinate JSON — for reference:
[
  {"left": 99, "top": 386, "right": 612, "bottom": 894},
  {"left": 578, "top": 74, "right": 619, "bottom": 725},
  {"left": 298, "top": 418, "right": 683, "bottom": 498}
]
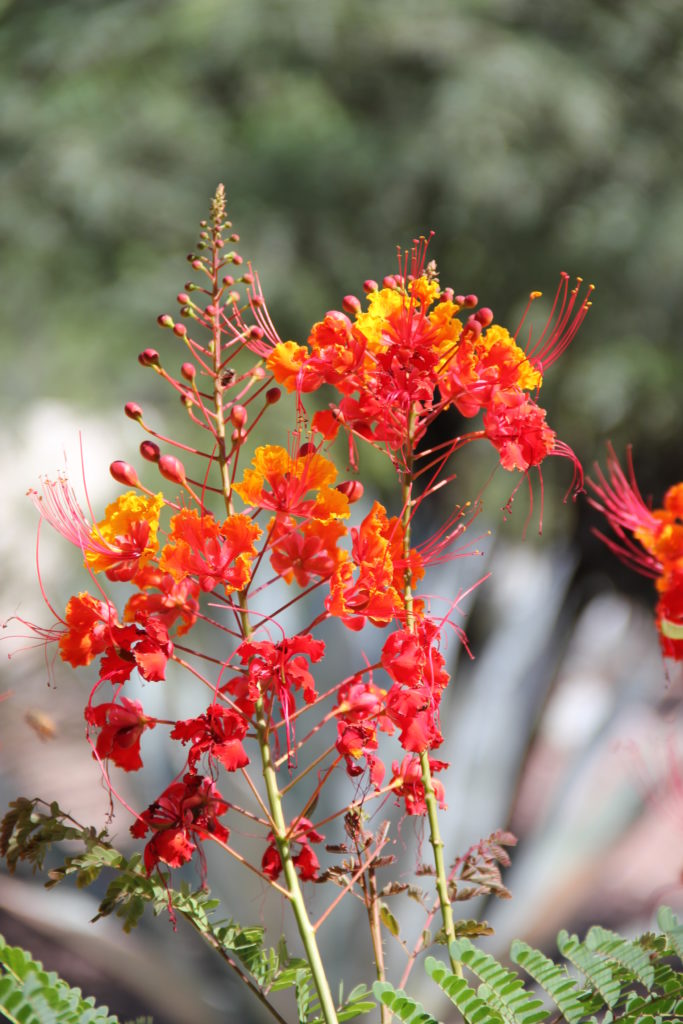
[
  {"left": 390, "top": 755, "right": 448, "bottom": 816},
  {"left": 261, "top": 817, "right": 324, "bottom": 882}
]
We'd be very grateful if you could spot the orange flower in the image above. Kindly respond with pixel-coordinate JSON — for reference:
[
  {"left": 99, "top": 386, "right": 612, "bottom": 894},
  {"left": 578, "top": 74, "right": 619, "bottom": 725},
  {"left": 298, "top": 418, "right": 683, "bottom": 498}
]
[
  {"left": 159, "top": 509, "right": 261, "bottom": 593},
  {"left": 233, "top": 445, "right": 349, "bottom": 522},
  {"left": 59, "top": 592, "right": 119, "bottom": 667}
]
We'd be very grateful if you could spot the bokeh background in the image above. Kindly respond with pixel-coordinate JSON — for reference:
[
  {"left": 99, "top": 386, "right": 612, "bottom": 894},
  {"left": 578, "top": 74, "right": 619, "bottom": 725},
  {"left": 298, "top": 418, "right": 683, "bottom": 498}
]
[{"left": 1, "top": 1, "right": 683, "bottom": 1021}]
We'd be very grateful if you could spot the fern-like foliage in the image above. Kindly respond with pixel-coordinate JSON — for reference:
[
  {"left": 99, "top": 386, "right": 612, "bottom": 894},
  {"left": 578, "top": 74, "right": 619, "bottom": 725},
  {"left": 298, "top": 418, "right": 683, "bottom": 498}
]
[
  {"left": 374, "top": 908, "right": 683, "bottom": 1024},
  {"left": 0, "top": 798, "right": 374, "bottom": 1024},
  {"left": 0, "top": 933, "right": 148, "bottom": 1024}
]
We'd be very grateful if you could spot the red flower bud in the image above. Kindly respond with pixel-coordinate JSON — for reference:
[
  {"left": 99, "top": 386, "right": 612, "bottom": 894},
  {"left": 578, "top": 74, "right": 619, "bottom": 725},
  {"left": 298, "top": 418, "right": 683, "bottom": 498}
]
[
  {"left": 110, "top": 461, "right": 140, "bottom": 487},
  {"left": 140, "top": 441, "right": 160, "bottom": 462},
  {"left": 249, "top": 326, "right": 264, "bottom": 341},
  {"left": 440, "top": 287, "right": 454, "bottom": 303},
  {"left": 229, "top": 233, "right": 240, "bottom": 242},
  {"left": 158, "top": 455, "right": 187, "bottom": 485},
  {"left": 125, "top": 402, "right": 143, "bottom": 420},
  {"left": 157, "top": 314, "right": 174, "bottom": 328},
  {"left": 463, "top": 294, "right": 478, "bottom": 308},
  {"left": 222, "top": 275, "right": 234, "bottom": 286},
  {"left": 173, "top": 323, "right": 187, "bottom": 337},
  {"left": 230, "top": 404, "right": 247, "bottom": 427},
  {"left": 241, "top": 272, "right": 254, "bottom": 285},
  {"left": 181, "top": 362, "right": 196, "bottom": 381},
  {"left": 139, "top": 349, "right": 160, "bottom": 367},
  {"left": 475, "top": 307, "right": 494, "bottom": 327},
  {"left": 363, "top": 279, "right": 378, "bottom": 293},
  {"left": 205, "top": 304, "right": 218, "bottom": 316},
  {"left": 335, "top": 480, "right": 364, "bottom": 503},
  {"left": 191, "top": 259, "right": 202, "bottom": 270},
  {"left": 383, "top": 275, "right": 397, "bottom": 289},
  {"left": 266, "top": 387, "right": 281, "bottom": 404},
  {"left": 177, "top": 293, "right": 190, "bottom": 305},
  {"left": 342, "top": 294, "right": 362, "bottom": 315},
  {"left": 297, "top": 442, "right": 316, "bottom": 458},
  {"left": 228, "top": 252, "right": 243, "bottom": 265}
]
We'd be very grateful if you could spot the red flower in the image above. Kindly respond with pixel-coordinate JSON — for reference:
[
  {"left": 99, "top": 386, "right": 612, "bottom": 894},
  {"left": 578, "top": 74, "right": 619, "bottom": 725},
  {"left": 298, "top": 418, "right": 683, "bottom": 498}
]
[
  {"left": 171, "top": 705, "right": 249, "bottom": 773},
  {"left": 131, "top": 773, "right": 229, "bottom": 873},
  {"left": 390, "top": 755, "right": 448, "bottom": 816},
  {"left": 59, "top": 593, "right": 119, "bottom": 668},
  {"left": 97, "top": 617, "right": 173, "bottom": 686},
  {"left": 159, "top": 509, "right": 261, "bottom": 594},
  {"left": 261, "top": 817, "right": 324, "bottom": 882},
  {"left": 483, "top": 390, "right": 556, "bottom": 473},
  {"left": 124, "top": 566, "right": 199, "bottom": 637},
  {"left": 85, "top": 697, "right": 156, "bottom": 771}
]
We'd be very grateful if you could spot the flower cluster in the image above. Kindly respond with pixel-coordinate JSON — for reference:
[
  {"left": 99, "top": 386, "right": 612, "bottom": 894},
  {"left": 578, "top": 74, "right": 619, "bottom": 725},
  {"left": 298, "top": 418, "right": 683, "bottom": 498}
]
[
  {"left": 589, "top": 446, "right": 683, "bottom": 659},
  {"left": 26, "top": 188, "right": 590, "bottom": 895}
]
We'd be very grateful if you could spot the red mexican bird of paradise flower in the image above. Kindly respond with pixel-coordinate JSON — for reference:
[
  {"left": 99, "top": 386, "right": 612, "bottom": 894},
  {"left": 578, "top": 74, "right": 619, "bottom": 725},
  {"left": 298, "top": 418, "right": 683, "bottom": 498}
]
[
  {"left": 85, "top": 696, "right": 157, "bottom": 771},
  {"left": 588, "top": 445, "right": 683, "bottom": 660},
  {"left": 59, "top": 592, "right": 120, "bottom": 667},
  {"left": 159, "top": 508, "right": 261, "bottom": 594},
  {"left": 261, "top": 817, "right": 324, "bottom": 882},
  {"left": 171, "top": 705, "right": 249, "bottom": 773},
  {"left": 131, "top": 773, "right": 229, "bottom": 874},
  {"left": 29, "top": 479, "right": 164, "bottom": 582}
]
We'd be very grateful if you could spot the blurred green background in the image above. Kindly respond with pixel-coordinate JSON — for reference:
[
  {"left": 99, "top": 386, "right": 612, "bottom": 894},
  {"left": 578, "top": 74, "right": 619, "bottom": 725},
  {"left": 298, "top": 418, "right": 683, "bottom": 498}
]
[{"left": 2, "top": 1, "right": 683, "bottom": 1022}]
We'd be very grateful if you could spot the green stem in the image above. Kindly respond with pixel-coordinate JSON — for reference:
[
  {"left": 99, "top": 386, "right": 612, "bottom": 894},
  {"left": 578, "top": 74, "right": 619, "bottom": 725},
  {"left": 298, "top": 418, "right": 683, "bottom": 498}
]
[{"left": 401, "top": 408, "right": 461, "bottom": 977}]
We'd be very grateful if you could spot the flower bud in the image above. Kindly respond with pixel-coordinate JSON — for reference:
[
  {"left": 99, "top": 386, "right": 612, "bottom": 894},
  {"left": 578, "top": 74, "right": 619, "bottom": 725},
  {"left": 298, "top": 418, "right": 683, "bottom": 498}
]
[
  {"left": 440, "top": 287, "right": 454, "bottom": 303},
  {"left": 383, "top": 275, "right": 397, "bottom": 289},
  {"left": 229, "top": 233, "right": 240, "bottom": 242},
  {"left": 463, "top": 294, "right": 478, "bottom": 308},
  {"left": 342, "top": 294, "right": 362, "bottom": 315},
  {"left": 241, "top": 272, "right": 254, "bottom": 285},
  {"left": 251, "top": 294, "right": 264, "bottom": 307},
  {"left": 181, "top": 362, "right": 196, "bottom": 381},
  {"left": 230, "top": 404, "right": 247, "bottom": 427},
  {"left": 177, "top": 293, "right": 190, "bottom": 305},
  {"left": 249, "top": 325, "right": 264, "bottom": 341},
  {"left": 227, "top": 252, "right": 243, "bottom": 265},
  {"left": 297, "top": 442, "right": 316, "bottom": 458},
  {"left": 475, "top": 307, "right": 494, "bottom": 328},
  {"left": 110, "top": 461, "right": 140, "bottom": 487},
  {"left": 138, "top": 348, "right": 160, "bottom": 367},
  {"left": 157, "top": 313, "right": 174, "bottom": 328},
  {"left": 231, "top": 427, "right": 246, "bottom": 443},
  {"left": 266, "top": 387, "right": 281, "bottom": 404},
  {"left": 252, "top": 365, "right": 266, "bottom": 379},
  {"left": 191, "top": 259, "right": 202, "bottom": 271},
  {"left": 205, "top": 304, "right": 218, "bottom": 316},
  {"left": 363, "top": 279, "right": 378, "bottom": 293},
  {"left": 140, "top": 441, "right": 160, "bottom": 463},
  {"left": 173, "top": 322, "right": 187, "bottom": 337},
  {"left": 158, "top": 454, "right": 187, "bottom": 485},
  {"left": 222, "top": 275, "right": 235, "bottom": 286},
  {"left": 336, "top": 480, "right": 364, "bottom": 503},
  {"left": 125, "top": 402, "right": 143, "bottom": 420}
]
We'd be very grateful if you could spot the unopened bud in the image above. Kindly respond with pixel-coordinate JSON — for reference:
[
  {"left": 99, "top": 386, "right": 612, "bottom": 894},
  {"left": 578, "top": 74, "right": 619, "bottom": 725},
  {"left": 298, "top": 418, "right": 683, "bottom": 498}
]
[
  {"left": 241, "top": 272, "right": 254, "bottom": 285},
  {"left": 249, "top": 325, "right": 264, "bottom": 341},
  {"left": 158, "top": 454, "right": 187, "bottom": 485},
  {"left": 475, "top": 307, "right": 494, "bottom": 328},
  {"left": 205, "top": 304, "right": 218, "bottom": 316},
  {"left": 266, "top": 387, "right": 281, "bottom": 404},
  {"left": 231, "top": 427, "right": 246, "bottom": 443},
  {"left": 139, "top": 348, "right": 160, "bottom": 367},
  {"left": 181, "top": 362, "right": 196, "bottom": 381},
  {"left": 140, "top": 441, "right": 160, "bottom": 462},
  {"left": 463, "top": 294, "right": 478, "bottom": 308},
  {"left": 342, "top": 294, "right": 362, "bottom": 315},
  {"left": 172, "top": 323, "right": 187, "bottom": 337},
  {"left": 229, "top": 233, "right": 240, "bottom": 242},
  {"left": 230, "top": 404, "right": 247, "bottom": 427},
  {"left": 177, "top": 293, "right": 190, "bottom": 305},
  {"left": 440, "top": 287, "right": 454, "bottom": 303},
  {"left": 336, "top": 480, "right": 364, "bottom": 503},
  {"left": 110, "top": 461, "right": 140, "bottom": 487},
  {"left": 228, "top": 252, "right": 243, "bottom": 265},
  {"left": 383, "top": 275, "right": 397, "bottom": 289},
  {"left": 191, "top": 259, "right": 202, "bottom": 271},
  {"left": 465, "top": 315, "right": 482, "bottom": 339},
  {"left": 125, "top": 402, "right": 143, "bottom": 420},
  {"left": 157, "top": 313, "right": 174, "bottom": 328},
  {"left": 222, "top": 275, "right": 235, "bottom": 286},
  {"left": 297, "top": 442, "right": 316, "bottom": 458},
  {"left": 363, "top": 279, "right": 378, "bottom": 293},
  {"left": 252, "top": 366, "right": 266, "bottom": 379}
]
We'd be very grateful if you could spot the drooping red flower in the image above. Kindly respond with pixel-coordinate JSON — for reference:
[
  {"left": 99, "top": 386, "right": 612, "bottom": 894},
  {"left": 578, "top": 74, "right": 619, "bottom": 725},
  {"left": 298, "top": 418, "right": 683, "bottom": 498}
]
[
  {"left": 95, "top": 617, "right": 174, "bottom": 687},
  {"left": 390, "top": 755, "right": 448, "bottom": 816},
  {"left": 131, "top": 773, "right": 229, "bottom": 873},
  {"left": 85, "top": 696, "right": 157, "bottom": 771},
  {"left": 483, "top": 390, "right": 556, "bottom": 473},
  {"left": 171, "top": 705, "right": 249, "bottom": 773},
  {"left": 333, "top": 676, "right": 392, "bottom": 787},
  {"left": 261, "top": 817, "right": 324, "bottom": 882}
]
